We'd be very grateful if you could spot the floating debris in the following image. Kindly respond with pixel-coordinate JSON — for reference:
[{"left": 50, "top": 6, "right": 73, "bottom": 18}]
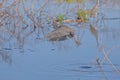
[
  {"left": 47, "top": 25, "right": 74, "bottom": 41},
  {"left": 80, "top": 66, "right": 92, "bottom": 69},
  {"left": 63, "top": 19, "right": 74, "bottom": 23},
  {"left": 76, "top": 17, "right": 88, "bottom": 23}
]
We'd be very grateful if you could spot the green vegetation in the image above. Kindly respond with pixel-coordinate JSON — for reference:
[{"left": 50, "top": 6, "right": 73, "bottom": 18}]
[
  {"left": 57, "top": 0, "right": 85, "bottom": 4},
  {"left": 56, "top": 14, "right": 65, "bottom": 25},
  {"left": 76, "top": 9, "right": 90, "bottom": 22}
]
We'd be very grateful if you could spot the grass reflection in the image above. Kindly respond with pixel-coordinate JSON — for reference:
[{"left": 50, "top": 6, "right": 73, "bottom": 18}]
[{"left": 0, "top": 50, "right": 12, "bottom": 64}]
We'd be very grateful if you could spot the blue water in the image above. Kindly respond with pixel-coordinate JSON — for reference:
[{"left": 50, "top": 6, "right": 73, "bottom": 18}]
[{"left": 0, "top": 1, "right": 120, "bottom": 80}]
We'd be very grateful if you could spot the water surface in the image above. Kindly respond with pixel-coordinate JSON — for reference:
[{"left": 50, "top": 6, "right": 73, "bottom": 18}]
[{"left": 0, "top": 0, "right": 120, "bottom": 80}]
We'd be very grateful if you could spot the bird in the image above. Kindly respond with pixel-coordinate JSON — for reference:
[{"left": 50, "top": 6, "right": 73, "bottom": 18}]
[
  {"left": 47, "top": 25, "right": 74, "bottom": 41},
  {"left": 46, "top": 25, "right": 80, "bottom": 45}
]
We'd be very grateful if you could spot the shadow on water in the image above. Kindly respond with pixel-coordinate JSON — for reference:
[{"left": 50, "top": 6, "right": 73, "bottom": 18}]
[{"left": 0, "top": 0, "right": 120, "bottom": 80}]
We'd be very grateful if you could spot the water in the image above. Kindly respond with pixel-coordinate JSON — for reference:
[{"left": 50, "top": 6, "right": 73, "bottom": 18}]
[{"left": 0, "top": 0, "right": 120, "bottom": 80}]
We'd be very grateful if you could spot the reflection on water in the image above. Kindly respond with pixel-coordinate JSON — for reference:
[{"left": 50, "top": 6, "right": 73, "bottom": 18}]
[
  {"left": 0, "top": 0, "right": 120, "bottom": 80},
  {"left": 48, "top": 62, "right": 120, "bottom": 80},
  {"left": 0, "top": 50, "right": 12, "bottom": 64}
]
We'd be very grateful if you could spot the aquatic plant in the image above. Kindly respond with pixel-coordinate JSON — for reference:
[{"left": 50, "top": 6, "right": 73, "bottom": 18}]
[
  {"left": 57, "top": 0, "right": 85, "bottom": 4},
  {"left": 58, "top": 0, "right": 73, "bottom": 4},
  {"left": 56, "top": 14, "right": 65, "bottom": 25},
  {"left": 76, "top": 9, "right": 89, "bottom": 23}
]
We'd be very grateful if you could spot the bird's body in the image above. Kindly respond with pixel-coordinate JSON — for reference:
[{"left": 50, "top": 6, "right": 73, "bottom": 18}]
[{"left": 47, "top": 25, "right": 74, "bottom": 41}]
